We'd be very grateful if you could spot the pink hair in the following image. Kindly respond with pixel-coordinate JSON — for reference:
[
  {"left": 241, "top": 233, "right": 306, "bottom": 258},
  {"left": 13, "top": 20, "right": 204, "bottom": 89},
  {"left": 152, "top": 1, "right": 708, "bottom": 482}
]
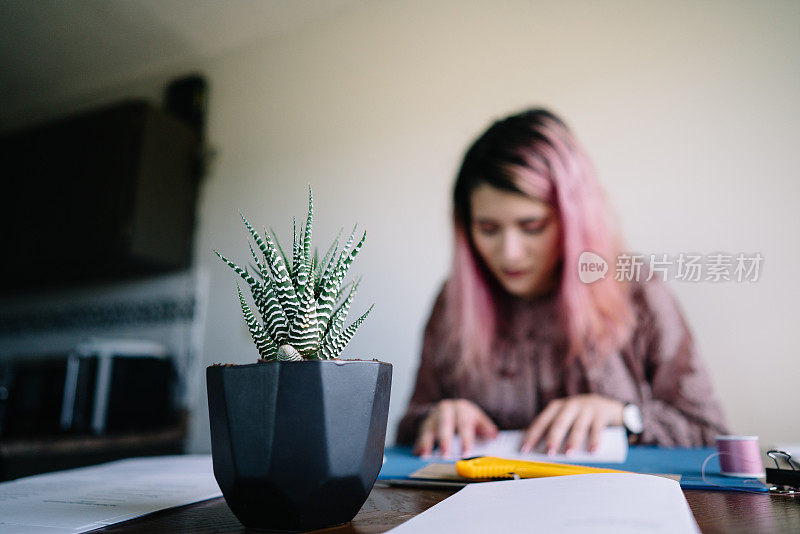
[{"left": 445, "top": 111, "right": 635, "bottom": 381}]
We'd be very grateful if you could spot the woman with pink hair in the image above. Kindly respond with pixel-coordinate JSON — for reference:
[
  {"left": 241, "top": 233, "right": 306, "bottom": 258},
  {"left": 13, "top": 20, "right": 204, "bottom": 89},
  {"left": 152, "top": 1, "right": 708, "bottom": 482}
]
[{"left": 397, "top": 108, "right": 727, "bottom": 456}]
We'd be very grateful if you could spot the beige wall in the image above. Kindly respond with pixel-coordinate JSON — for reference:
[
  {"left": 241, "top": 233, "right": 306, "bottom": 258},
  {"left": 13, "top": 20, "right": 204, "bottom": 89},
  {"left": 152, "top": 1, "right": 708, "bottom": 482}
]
[{"left": 10, "top": 0, "right": 800, "bottom": 451}]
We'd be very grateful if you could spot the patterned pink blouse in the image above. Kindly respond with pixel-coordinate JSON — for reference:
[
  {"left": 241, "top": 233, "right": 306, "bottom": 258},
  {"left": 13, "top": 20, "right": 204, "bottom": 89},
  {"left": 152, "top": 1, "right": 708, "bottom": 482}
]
[{"left": 397, "top": 279, "right": 728, "bottom": 446}]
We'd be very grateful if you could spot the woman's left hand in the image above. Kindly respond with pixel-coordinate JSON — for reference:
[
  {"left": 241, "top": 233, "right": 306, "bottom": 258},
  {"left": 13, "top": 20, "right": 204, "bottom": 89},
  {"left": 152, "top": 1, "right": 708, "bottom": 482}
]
[{"left": 519, "top": 394, "right": 625, "bottom": 455}]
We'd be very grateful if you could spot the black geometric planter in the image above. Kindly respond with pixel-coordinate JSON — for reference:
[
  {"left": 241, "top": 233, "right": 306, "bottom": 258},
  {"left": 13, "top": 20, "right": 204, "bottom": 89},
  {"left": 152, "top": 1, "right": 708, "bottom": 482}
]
[{"left": 206, "top": 360, "right": 392, "bottom": 531}]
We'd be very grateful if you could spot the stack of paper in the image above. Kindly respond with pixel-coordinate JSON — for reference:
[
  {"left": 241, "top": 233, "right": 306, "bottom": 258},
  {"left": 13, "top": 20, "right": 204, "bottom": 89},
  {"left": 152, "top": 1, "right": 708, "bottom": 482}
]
[
  {"left": 388, "top": 473, "right": 699, "bottom": 533},
  {"left": 0, "top": 455, "right": 222, "bottom": 533}
]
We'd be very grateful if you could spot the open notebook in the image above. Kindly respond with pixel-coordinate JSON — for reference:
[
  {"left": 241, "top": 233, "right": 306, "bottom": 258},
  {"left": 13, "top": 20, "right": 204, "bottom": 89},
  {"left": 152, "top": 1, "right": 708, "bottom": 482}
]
[{"left": 422, "top": 426, "right": 629, "bottom": 463}]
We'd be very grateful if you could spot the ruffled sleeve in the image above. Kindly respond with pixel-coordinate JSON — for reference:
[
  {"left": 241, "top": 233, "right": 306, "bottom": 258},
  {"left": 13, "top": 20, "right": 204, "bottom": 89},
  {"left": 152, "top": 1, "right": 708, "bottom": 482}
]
[
  {"left": 395, "top": 286, "right": 452, "bottom": 445},
  {"left": 627, "top": 281, "right": 729, "bottom": 446}
]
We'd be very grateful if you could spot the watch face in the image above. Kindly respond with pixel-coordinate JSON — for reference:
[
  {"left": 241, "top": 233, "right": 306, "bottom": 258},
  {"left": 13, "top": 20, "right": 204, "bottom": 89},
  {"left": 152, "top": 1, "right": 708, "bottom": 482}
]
[{"left": 623, "top": 404, "right": 644, "bottom": 434}]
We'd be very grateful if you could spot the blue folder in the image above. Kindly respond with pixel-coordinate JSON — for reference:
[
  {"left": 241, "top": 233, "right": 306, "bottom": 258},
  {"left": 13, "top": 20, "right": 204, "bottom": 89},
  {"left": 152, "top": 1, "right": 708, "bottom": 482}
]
[{"left": 379, "top": 445, "right": 768, "bottom": 492}]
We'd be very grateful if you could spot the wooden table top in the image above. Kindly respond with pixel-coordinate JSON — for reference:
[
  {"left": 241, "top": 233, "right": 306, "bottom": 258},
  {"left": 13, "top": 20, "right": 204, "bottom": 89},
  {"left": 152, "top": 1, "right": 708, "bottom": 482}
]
[{"left": 93, "top": 482, "right": 800, "bottom": 534}]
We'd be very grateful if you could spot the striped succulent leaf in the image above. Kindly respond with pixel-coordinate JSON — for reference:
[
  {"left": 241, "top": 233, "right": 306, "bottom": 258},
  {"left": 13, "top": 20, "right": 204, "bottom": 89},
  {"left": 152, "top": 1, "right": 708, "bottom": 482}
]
[
  {"left": 248, "top": 242, "right": 268, "bottom": 280},
  {"left": 330, "top": 225, "right": 362, "bottom": 287},
  {"left": 339, "top": 224, "right": 358, "bottom": 263},
  {"left": 314, "top": 225, "right": 357, "bottom": 333},
  {"left": 302, "top": 189, "right": 314, "bottom": 270},
  {"left": 314, "top": 239, "right": 342, "bottom": 332},
  {"left": 333, "top": 230, "right": 366, "bottom": 288},
  {"left": 213, "top": 250, "right": 263, "bottom": 302},
  {"left": 246, "top": 244, "right": 289, "bottom": 344},
  {"left": 318, "top": 304, "right": 374, "bottom": 360},
  {"left": 237, "top": 283, "right": 279, "bottom": 361},
  {"left": 315, "top": 228, "right": 342, "bottom": 295},
  {"left": 240, "top": 213, "right": 269, "bottom": 262},
  {"left": 270, "top": 227, "right": 291, "bottom": 279},
  {"left": 312, "top": 250, "right": 321, "bottom": 297},
  {"left": 216, "top": 251, "right": 284, "bottom": 341},
  {"left": 321, "top": 229, "right": 367, "bottom": 336},
  {"left": 292, "top": 188, "right": 314, "bottom": 302},
  {"left": 262, "top": 231, "right": 299, "bottom": 324},
  {"left": 323, "top": 277, "right": 361, "bottom": 344},
  {"left": 291, "top": 218, "right": 302, "bottom": 288},
  {"left": 240, "top": 214, "right": 297, "bottom": 324},
  {"left": 287, "top": 267, "right": 322, "bottom": 355},
  {"left": 217, "top": 186, "right": 372, "bottom": 362}
]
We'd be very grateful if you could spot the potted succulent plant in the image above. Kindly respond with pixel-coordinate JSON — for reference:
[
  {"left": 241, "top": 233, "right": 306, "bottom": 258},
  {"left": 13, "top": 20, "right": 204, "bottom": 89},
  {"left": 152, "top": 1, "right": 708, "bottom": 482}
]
[{"left": 206, "top": 188, "right": 392, "bottom": 531}]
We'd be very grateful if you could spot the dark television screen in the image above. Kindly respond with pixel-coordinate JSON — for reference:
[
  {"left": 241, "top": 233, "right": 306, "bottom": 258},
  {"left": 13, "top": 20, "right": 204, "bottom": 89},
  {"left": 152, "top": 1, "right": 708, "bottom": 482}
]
[{"left": 0, "top": 100, "right": 200, "bottom": 296}]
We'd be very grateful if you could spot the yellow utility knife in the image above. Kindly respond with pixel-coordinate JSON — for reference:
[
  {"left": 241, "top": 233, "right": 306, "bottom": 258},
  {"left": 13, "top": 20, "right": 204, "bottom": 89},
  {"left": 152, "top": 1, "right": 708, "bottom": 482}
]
[{"left": 456, "top": 456, "right": 628, "bottom": 480}]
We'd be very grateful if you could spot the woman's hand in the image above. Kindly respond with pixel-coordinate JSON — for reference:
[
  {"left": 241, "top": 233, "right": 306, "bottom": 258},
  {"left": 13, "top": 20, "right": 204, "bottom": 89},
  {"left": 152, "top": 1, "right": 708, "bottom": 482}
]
[
  {"left": 520, "top": 394, "right": 624, "bottom": 455},
  {"left": 413, "top": 399, "right": 498, "bottom": 457}
]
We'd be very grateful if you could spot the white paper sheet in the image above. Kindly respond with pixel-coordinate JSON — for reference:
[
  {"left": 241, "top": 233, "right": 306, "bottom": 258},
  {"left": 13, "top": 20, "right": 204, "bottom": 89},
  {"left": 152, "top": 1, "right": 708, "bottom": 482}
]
[
  {"left": 388, "top": 473, "right": 700, "bottom": 534},
  {"left": 0, "top": 455, "right": 222, "bottom": 533},
  {"left": 423, "top": 426, "right": 628, "bottom": 463}
]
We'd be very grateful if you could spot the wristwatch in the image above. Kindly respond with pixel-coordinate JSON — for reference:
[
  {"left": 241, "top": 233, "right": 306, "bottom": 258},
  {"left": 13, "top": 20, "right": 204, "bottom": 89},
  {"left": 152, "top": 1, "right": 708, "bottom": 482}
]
[{"left": 622, "top": 403, "right": 643, "bottom": 435}]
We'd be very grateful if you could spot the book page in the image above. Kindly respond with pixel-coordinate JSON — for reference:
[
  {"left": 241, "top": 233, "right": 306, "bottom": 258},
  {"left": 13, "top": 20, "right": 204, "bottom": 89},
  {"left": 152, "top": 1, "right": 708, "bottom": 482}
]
[{"left": 423, "top": 426, "right": 628, "bottom": 463}]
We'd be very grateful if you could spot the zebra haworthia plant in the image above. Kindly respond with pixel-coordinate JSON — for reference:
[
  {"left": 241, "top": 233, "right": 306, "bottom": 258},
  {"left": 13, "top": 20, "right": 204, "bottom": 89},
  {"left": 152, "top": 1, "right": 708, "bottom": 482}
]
[{"left": 214, "top": 188, "right": 372, "bottom": 362}]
